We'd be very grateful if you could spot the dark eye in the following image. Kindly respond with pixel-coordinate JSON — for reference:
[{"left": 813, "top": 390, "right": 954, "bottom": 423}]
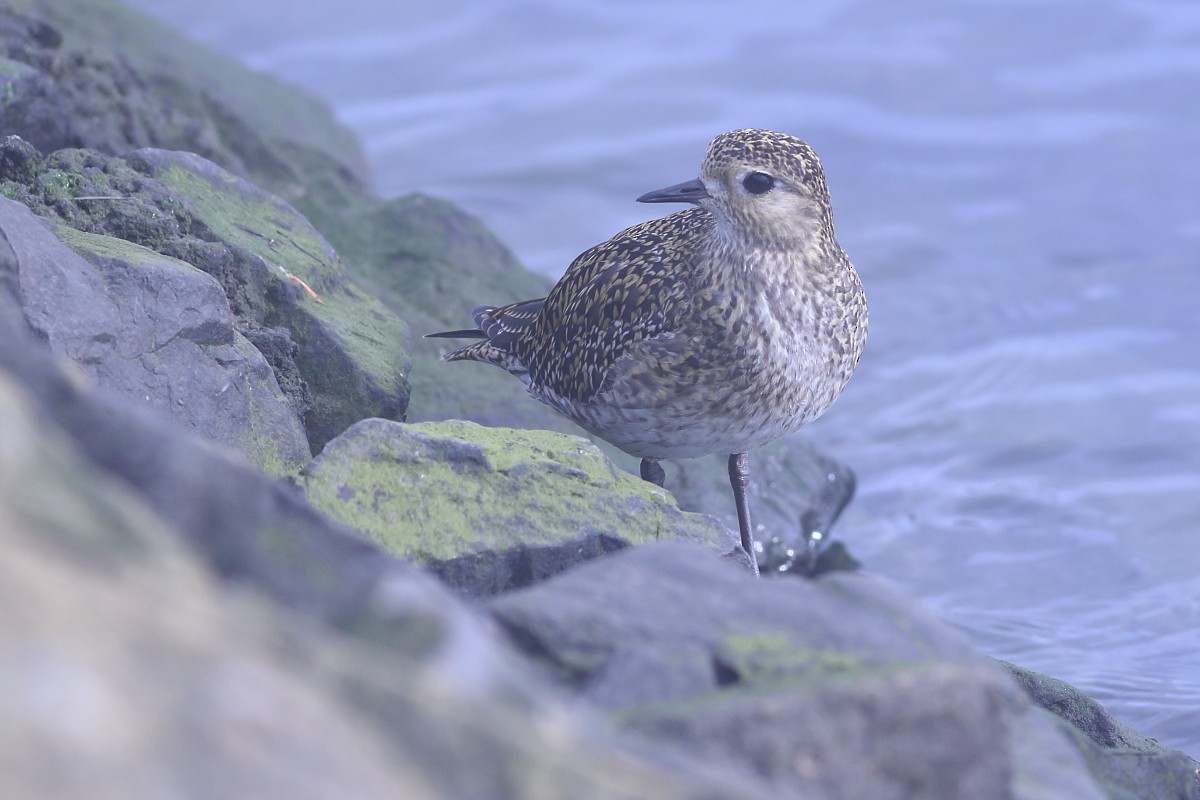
[{"left": 742, "top": 171, "right": 775, "bottom": 195}]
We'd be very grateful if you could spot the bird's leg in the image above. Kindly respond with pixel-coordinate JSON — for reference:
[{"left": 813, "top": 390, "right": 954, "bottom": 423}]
[
  {"left": 728, "top": 453, "right": 761, "bottom": 576},
  {"left": 640, "top": 458, "right": 666, "bottom": 488}
]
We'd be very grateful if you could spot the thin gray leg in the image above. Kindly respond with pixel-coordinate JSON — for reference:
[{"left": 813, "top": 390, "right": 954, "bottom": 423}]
[
  {"left": 640, "top": 458, "right": 666, "bottom": 488},
  {"left": 728, "top": 453, "right": 761, "bottom": 576}
]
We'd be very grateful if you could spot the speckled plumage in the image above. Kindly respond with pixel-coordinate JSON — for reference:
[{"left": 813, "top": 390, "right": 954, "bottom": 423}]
[{"left": 431, "top": 129, "right": 867, "bottom": 572}]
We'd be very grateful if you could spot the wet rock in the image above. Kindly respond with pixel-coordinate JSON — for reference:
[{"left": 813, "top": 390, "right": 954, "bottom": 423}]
[
  {"left": 301, "top": 418, "right": 737, "bottom": 596},
  {"left": 670, "top": 436, "right": 860, "bottom": 573},
  {"left": 490, "top": 544, "right": 1109, "bottom": 800},
  {"left": 0, "top": 194, "right": 310, "bottom": 475}
]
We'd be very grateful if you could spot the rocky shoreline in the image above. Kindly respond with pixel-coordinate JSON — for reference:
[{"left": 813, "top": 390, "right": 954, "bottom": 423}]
[{"left": 1, "top": 2, "right": 1196, "bottom": 798}]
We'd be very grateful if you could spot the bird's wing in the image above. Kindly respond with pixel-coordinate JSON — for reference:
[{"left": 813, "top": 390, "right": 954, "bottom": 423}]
[
  {"left": 474, "top": 298, "right": 545, "bottom": 347},
  {"left": 520, "top": 207, "right": 714, "bottom": 403}
]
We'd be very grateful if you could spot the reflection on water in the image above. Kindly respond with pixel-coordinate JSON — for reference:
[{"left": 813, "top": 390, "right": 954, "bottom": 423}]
[{"left": 131, "top": 0, "right": 1200, "bottom": 755}]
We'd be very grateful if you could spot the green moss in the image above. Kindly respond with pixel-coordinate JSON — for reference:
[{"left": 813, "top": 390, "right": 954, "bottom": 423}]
[
  {"left": 301, "top": 419, "right": 723, "bottom": 564},
  {"left": 54, "top": 223, "right": 200, "bottom": 270},
  {"left": 716, "top": 632, "right": 861, "bottom": 684},
  {"left": 35, "top": 169, "right": 77, "bottom": 200},
  {"left": 150, "top": 157, "right": 410, "bottom": 396}
]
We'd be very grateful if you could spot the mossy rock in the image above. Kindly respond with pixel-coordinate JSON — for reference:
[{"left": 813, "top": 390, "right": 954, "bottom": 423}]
[{"left": 300, "top": 418, "right": 735, "bottom": 595}]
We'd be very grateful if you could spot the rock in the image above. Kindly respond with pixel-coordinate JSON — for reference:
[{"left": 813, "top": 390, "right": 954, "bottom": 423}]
[
  {"left": 0, "top": 194, "right": 310, "bottom": 475},
  {"left": 128, "top": 147, "right": 412, "bottom": 451},
  {"left": 1002, "top": 662, "right": 1200, "bottom": 800},
  {"left": 301, "top": 418, "right": 738, "bottom": 596},
  {"left": 0, "top": 335, "right": 769, "bottom": 800},
  {"left": 0, "top": 3, "right": 367, "bottom": 191},
  {"left": 669, "top": 435, "right": 859, "bottom": 573},
  {"left": 0, "top": 365, "right": 421, "bottom": 799},
  {"left": 0, "top": 314, "right": 383, "bottom": 624},
  {"left": 490, "top": 543, "right": 1108, "bottom": 800},
  {"left": 359, "top": 192, "right": 564, "bottom": 430},
  {"left": 0, "top": 139, "right": 412, "bottom": 453}
]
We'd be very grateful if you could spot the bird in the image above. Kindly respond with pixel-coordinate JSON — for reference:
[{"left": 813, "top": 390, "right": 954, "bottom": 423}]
[{"left": 428, "top": 129, "right": 867, "bottom": 575}]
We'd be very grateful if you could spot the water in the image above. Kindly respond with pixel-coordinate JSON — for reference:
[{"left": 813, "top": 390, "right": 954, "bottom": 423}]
[{"left": 130, "top": 0, "right": 1200, "bottom": 755}]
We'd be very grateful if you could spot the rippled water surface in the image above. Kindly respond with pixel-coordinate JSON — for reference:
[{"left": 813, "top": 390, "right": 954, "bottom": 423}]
[{"left": 131, "top": 0, "right": 1200, "bottom": 754}]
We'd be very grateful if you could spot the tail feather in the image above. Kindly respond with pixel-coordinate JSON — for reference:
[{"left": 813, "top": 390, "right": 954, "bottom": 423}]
[
  {"left": 440, "top": 339, "right": 527, "bottom": 377},
  {"left": 427, "top": 297, "right": 544, "bottom": 378},
  {"left": 425, "top": 328, "right": 486, "bottom": 339}
]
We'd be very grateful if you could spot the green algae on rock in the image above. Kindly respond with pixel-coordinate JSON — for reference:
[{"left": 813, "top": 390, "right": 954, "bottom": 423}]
[
  {"left": 0, "top": 196, "right": 311, "bottom": 476},
  {"left": 300, "top": 418, "right": 736, "bottom": 594},
  {"left": 0, "top": 137, "right": 412, "bottom": 453},
  {"left": 126, "top": 148, "right": 412, "bottom": 451}
]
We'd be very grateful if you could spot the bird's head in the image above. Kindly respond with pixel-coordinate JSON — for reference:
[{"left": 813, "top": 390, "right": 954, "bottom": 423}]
[{"left": 638, "top": 128, "right": 836, "bottom": 250}]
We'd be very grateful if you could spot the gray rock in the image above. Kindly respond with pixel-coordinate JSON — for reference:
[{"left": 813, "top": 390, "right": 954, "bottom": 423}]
[
  {"left": 491, "top": 543, "right": 1107, "bottom": 800},
  {"left": 0, "top": 138, "right": 412, "bottom": 453},
  {"left": 301, "top": 417, "right": 739, "bottom": 596},
  {"left": 127, "top": 147, "right": 414, "bottom": 452},
  {"left": 1003, "top": 662, "right": 1200, "bottom": 800},
  {"left": 0, "top": 343, "right": 769, "bottom": 800},
  {"left": 0, "top": 195, "right": 310, "bottom": 475},
  {"left": 0, "top": 367, "right": 422, "bottom": 799},
  {"left": 0, "top": 4, "right": 367, "bottom": 191}
]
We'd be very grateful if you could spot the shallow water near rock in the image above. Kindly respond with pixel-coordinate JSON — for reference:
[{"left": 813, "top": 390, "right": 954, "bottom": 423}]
[{"left": 131, "top": 0, "right": 1200, "bottom": 755}]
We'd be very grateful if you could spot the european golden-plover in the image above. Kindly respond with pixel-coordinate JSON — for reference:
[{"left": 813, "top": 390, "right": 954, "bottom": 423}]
[{"left": 429, "top": 129, "right": 867, "bottom": 575}]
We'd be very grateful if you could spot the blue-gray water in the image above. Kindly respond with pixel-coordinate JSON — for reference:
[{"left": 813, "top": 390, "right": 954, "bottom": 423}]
[{"left": 130, "top": 0, "right": 1200, "bottom": 755}]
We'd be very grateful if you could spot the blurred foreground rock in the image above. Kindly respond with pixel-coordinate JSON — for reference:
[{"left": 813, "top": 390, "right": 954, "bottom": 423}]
[
  {"left": 0, "top": 330, "right": 764, "bottom": 800},
  {"left": 492, "top": 545, "right": 1107, "bottom": 800}
]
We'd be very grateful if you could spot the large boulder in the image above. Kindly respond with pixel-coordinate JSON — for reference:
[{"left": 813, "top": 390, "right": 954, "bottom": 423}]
[{"left": 301, "top": 417, "right": 738, "bottom": 595}]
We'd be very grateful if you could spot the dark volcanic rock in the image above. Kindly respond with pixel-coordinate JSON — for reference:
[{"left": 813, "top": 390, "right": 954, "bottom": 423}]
[
  {"left": 301, "top": 417, "right": 738, "bottom": 596},
  {"left": 0, "top": 194, "right": 310, "bottom": 475}
]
